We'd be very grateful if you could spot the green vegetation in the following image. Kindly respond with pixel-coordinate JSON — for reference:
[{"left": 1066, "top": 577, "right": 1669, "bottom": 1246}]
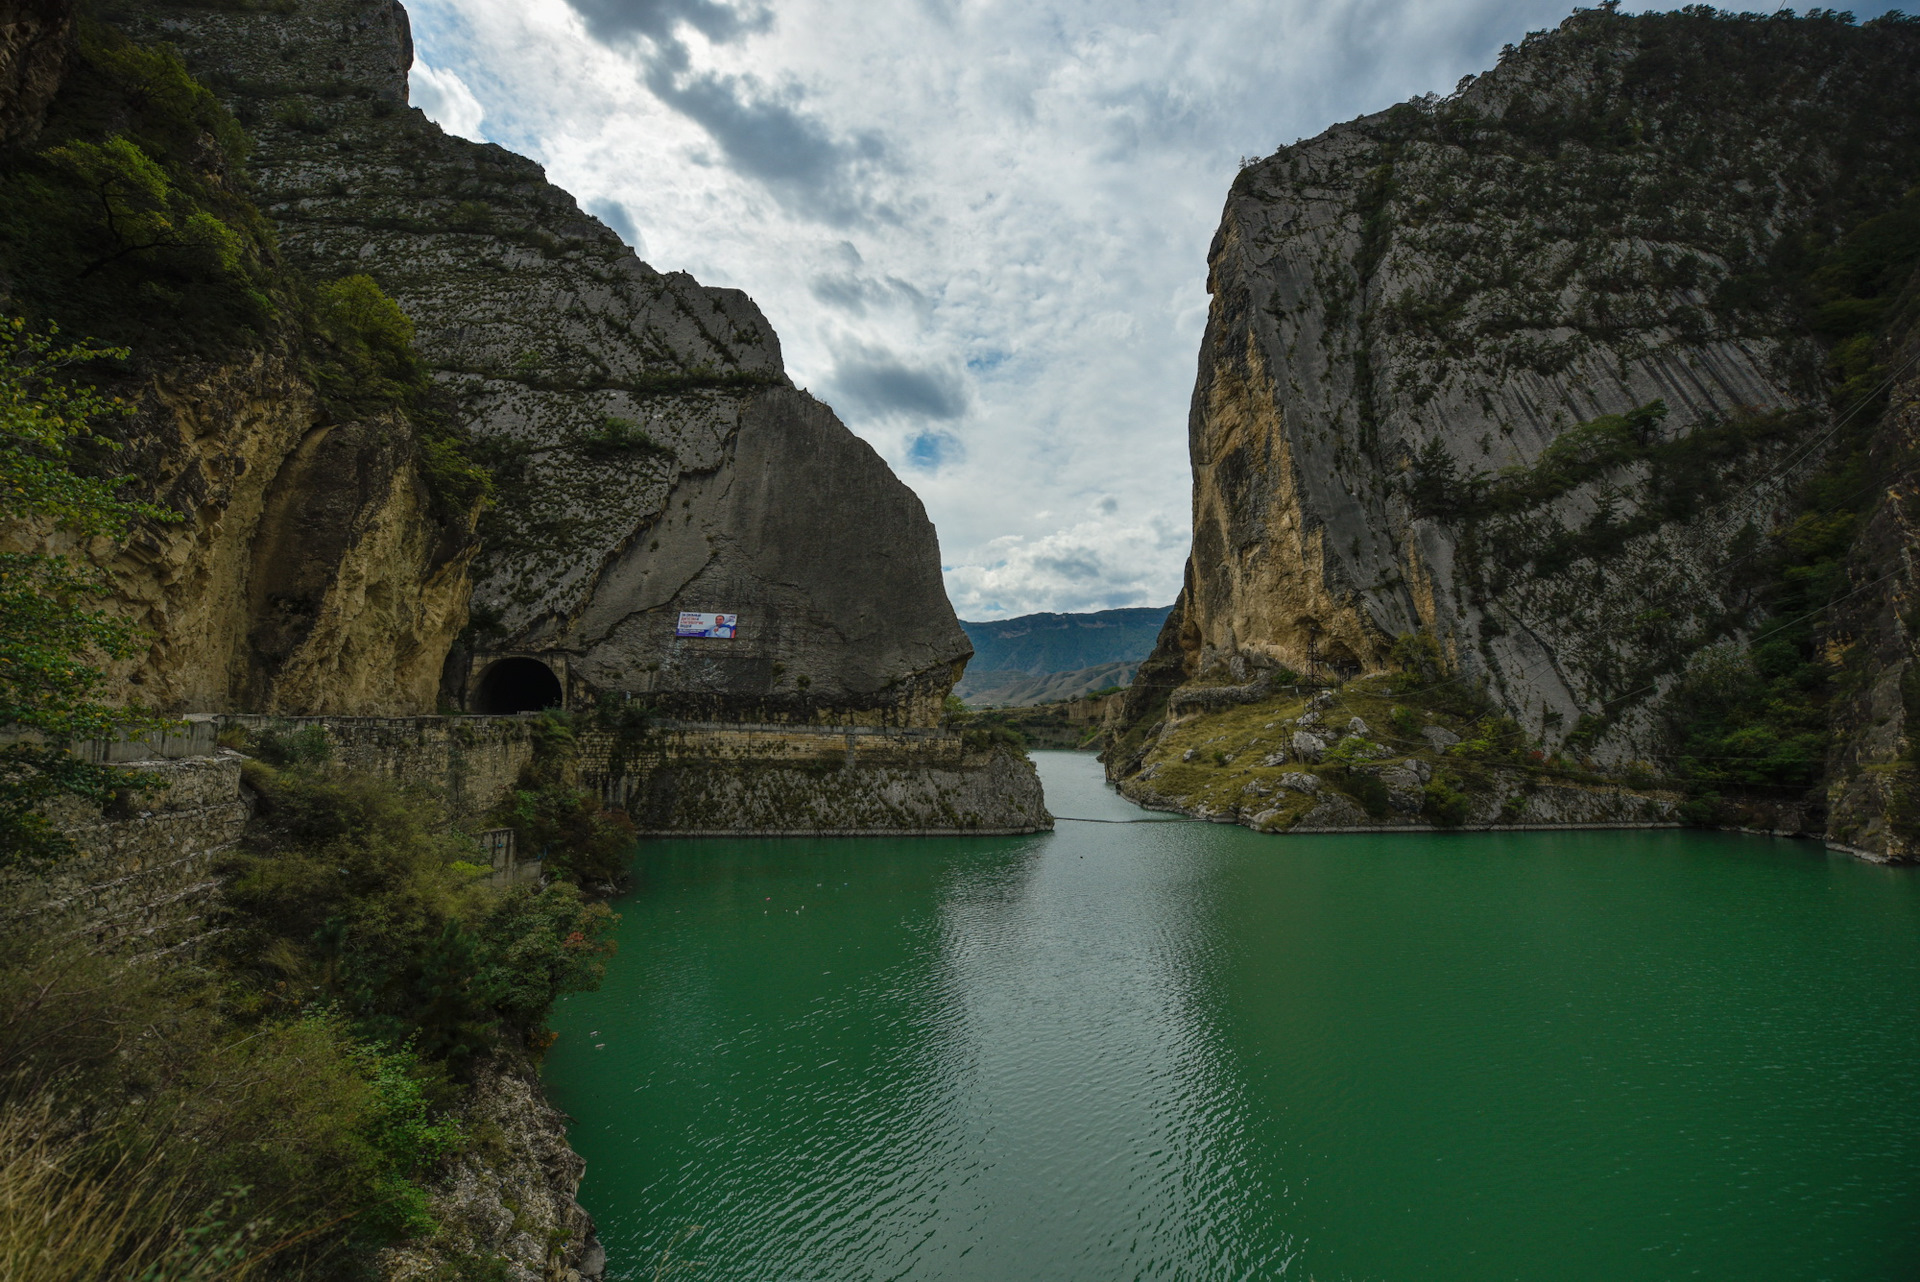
[
  {"left": 1384, "top": 120, "right": 1920, "bottom": 820},
  {"left": 2, "top": 753, "right": 618, "bottom": 1276},
  {"left": 223, "top": 761, "right": 617, "bottom": 1067},
  {"left": 956, "top": 690, "right": 1129, "bottom": 751},
  {"left": 1120, "top": 629, "right": 1672, "bottom": 831},
  {"left": 1410, "top": 400, "right": 1811, "bottom": 586},
  {"left": 491, "top": 711, "right": 638, "bottom": 887},
  {"left": 308, "top": 273, "right": 492, "bottom": 518},
  {"left": 1656, "top": 182, "right": 1920, "bottom": 817},
  {"left": 574, "top": 414, "right": 673, "bottom": 462},
  {"left": 0, "top": 19, "right": 491, "bottom": 522},
  {"left": 0, "top": 21, "right": 276, "bottom": 352},
  {"left": 0, "top": 1001, "right": 447, "bottom": 1281},
  {"left": 958, "top": 713, "right": 1028, "bottom": 754},
  {"left": 1338, "top": 6, "right": 1920, "bottom": 373},
  {"left": 0, "top": 78, "right": 603, "bottom": 1255},
  {"left": 0, "top": 321, "right": 178, "bottom": 865}
]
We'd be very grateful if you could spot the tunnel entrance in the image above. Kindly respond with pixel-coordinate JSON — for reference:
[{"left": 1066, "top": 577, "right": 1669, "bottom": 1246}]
[{"left": 472, "top": 657, "right": 563, "bottom": 714}]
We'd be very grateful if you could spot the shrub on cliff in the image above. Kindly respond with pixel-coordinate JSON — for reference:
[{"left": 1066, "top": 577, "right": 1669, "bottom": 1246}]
[
  {"left": 492, "top": 710, "right": 637, "bottom": 887},
  {"left": 224, "top": 762, "right": 619, "bottom": 1068},
  {"left": 0, "top": 750, "right": 620, "bottom": 1275},
  {"left": 0, "top": 320, "right": 178, "bottom": 866},
  {"left": 309, "top": 273, "right": 493, "bottom": 518},
  {"left": 0, "top": 894, "right": 463, "bottom": 1275},
  {"left": 0, "top": 21, "right": 277, "bottom": 352},
  {"left": 0, "top": 19, "right": 493, "bottom": 525}
]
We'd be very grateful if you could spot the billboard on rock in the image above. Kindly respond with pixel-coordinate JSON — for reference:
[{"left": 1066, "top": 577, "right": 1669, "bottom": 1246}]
[{"left": 676, "top": 611, "right": 739, "bottom": 639}]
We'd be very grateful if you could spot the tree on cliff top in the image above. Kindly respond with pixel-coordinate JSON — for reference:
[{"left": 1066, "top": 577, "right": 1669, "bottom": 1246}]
[{"left": 0, "top": 317, "right": 175, "bottom": 865}]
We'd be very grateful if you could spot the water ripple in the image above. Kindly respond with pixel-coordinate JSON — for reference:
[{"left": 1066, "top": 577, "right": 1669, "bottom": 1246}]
[{"left": 546, "top": 753, "right": 1920, "bottom": 1281}]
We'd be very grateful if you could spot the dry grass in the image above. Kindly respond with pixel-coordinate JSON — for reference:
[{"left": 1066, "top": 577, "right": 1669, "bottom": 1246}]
[{"left": 0, "top": 1093, "right": 297, "bottom": 1282}]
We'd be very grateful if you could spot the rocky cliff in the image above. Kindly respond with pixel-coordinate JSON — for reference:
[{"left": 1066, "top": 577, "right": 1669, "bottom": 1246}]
[
  {"left": 1823, "top": 294, "right": 1920, "bottom": 861},
  {"left": 1111, "top": 6, "right": 1920, "bottom": 853},
  {"left": 0, "top": 0, "right": 68, "bottom": 141},
  {"left": 0, "top": 6, "right": 479, "bottom": 715},
  {"left": 109, "top": 0, "right": 969, "bottom": 727}
]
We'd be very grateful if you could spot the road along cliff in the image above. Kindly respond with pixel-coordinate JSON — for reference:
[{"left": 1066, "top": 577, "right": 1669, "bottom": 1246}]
[{"left": 2, "top": 0, "right": 1045, "bottom": 831}]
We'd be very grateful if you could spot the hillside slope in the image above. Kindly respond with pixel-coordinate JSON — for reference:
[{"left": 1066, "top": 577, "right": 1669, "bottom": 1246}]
[
  {"left": 961, "top": 606, "right": 1170, "bottom": 673},
  {"left": 956, "top": 661, "right": 1138, "bottom": 708}
]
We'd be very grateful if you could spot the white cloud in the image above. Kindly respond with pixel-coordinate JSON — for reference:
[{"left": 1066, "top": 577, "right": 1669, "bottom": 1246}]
[
  {"left": 943, "top": 510, "right": 1190, "bottom": 619},
  {"left": 408, "top": 58, "right": 488, "bottom": 141},
  {"left": 399, "top": 0, "right": 1915, "bottom": 620}
]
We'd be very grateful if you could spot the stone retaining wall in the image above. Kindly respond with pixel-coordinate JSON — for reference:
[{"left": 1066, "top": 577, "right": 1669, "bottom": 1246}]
[
  {"left": 220, "top": 713, "right": 542, "bottom": 825},
  {"left": 21, "top": 751, "right": 251, "bottom": 955},
  {"left": 35, "top": 715, "right": 1047, "bottom": 939},
  {"left": 222, "top": 714, "right": 1051, "bottom": 835}
]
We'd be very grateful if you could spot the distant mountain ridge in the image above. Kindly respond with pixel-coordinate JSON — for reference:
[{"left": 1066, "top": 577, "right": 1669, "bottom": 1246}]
[
  {"left": 955, "top": 661, "right": 1138, "bottom": 709},
  {"left": 960, "top": 607, "right": 1173, "bottom": 676},
  {"left": 955, "top": 607, "right": 1172, "bottom": 707}
]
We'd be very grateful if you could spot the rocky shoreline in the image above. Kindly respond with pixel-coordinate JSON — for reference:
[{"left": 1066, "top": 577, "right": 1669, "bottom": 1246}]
[{"left": 378, "top": 1060, "right": 605, "bottom": 1282}]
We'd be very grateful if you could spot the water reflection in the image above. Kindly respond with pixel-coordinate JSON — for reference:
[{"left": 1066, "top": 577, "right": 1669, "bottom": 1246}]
[
  {"left": 544, "top": 752, "right": 1920, "bottom": 1282},
  {"left": 918, "top": 761, "right": 1288, "bottom": 1278}
]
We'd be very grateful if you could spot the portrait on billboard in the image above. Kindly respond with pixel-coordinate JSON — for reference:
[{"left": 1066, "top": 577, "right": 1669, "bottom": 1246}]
[{"left": 676, "top": 611, "right": 739, "bottom": 639}]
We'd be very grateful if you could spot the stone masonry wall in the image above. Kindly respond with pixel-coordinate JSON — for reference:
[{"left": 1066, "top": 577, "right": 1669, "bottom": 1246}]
[
  {"left": 583, "top": 722, "right": 1050, "bottom": 835},
  {"left": 17, "top": 750, "right": 252, "bottom": 956},
  {"left": 221, "top": 713, "right": 541, "bottom": 826},
  {"left": 221, "top": 714, "right": 1052, "bottom": 836}
]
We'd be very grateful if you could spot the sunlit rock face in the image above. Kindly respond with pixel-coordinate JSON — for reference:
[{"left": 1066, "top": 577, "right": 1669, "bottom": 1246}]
[
  {"left": 121, "top": 0, "right": 968, "bottom": 725},
  {"left": 1121, "top": 6, "right": 1920, "bottom": 767}
]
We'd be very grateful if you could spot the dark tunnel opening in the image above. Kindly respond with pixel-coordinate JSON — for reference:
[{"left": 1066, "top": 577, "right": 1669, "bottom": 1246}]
[{"left": 471, "top": 657, "right": 563, "bottom": 714}]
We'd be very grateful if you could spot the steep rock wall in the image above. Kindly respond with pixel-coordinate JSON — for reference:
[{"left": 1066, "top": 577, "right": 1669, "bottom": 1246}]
[
  {"left": 103, "top": 356, "right": 474, "bottom": 714},
  {"left": 0, "top": 0, "right": 70, "bottom": 142},
  {"left": 0, "top": 11, "right": 478, "bottom": 716},
  {"left": 122, "top": 0, "right": 970, "bottom": 726},
  {"left": 1823, "top": 304, "right": 1920, "bottom": 861},
  {"left": 1123, "top": 9, "right": 1920, "bottom": 775}
]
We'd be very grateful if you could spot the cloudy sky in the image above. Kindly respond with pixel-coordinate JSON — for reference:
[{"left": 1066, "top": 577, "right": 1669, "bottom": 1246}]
[{"left": 403, "top": 0, "right": 1910, "bottom": 620}]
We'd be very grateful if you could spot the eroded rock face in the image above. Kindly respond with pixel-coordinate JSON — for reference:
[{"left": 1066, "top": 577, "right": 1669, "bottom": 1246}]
[
  {"left": 6, "top": 349, "right": 477, "bottom": 717},
  {"left": 1, "top": 3, "right": 478, "bottom": 717},
  {"left": 121, "top": 0, "right": 968, "bottom": 725},
  {"left": 1127, "top": 8, "right": 1920, "bottom": 765},
  {"left": 376, "top": 1058, "right": 604, "bottom": 1282},
  {"left": 0, "top": 0, "right": 72, "bottom": 143},
  {"left": 1823, "top": 310, "right": 1920, "bottom": 863}
]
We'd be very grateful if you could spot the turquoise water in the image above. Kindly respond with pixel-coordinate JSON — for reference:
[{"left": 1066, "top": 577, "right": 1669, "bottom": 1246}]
[{"left": 544, "top": 751, "right": 1920, "bottom": 1281}]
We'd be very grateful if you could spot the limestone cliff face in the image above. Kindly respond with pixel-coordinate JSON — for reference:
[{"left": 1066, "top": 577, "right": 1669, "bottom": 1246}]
[
  {"left": 94, "top": 355, "right": 476, "bottom": 715},
  {"left": 1122, "top": 8, "right": 1920, "bottom": 772},
  {"left": 120, "top": 0, "right": 969, "bottom": 726},
  {"left": 0, "top": 6, "right": 477, "bottom": 717}
]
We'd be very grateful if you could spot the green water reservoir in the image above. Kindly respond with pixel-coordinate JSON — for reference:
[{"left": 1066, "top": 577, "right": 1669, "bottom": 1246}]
[{"left": 545, "top": 751, "right": 1920, "bottom": 1280}]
